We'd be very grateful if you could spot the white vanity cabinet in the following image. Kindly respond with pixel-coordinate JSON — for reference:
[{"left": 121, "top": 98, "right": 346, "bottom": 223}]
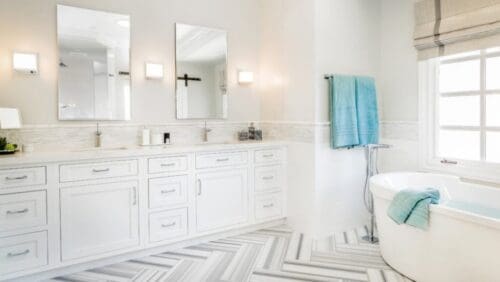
[
  {"left": 60, "top": 181, "right": 139, "bottom": 260},
  {"left": 0, "top": 143, "right": 287, "bottom": 281},
  {"left": 196, "top": 169, "right": 248, "bottom": 232}
]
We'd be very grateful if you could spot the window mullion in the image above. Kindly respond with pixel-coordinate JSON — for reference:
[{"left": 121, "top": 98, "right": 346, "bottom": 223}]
[
  {"left": 480, "top": 51, "right": 487, "bottom": 161},
  {"left": 434, "top": 60, "right": 441, "bottom": 160}
]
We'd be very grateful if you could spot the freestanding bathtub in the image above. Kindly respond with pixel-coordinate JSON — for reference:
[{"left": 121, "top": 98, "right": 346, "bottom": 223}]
[{"left": 371, "top": 172, "right": 500, "bottom": 282}]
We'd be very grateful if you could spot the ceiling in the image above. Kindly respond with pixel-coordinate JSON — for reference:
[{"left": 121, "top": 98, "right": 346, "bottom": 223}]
[
  {"left": 176, "top": 24, "right": 227, "bottom": 63},
  {"left": 57, "top": 5, "right": 130, "bottom": 50}
]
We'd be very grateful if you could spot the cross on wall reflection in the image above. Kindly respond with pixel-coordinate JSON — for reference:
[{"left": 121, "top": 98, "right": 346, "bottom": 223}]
[{"left": 177, "top": 73, "right": 202, "bottom": 86}]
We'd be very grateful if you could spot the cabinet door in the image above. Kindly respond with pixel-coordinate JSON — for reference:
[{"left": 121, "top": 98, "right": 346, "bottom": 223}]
[
  {"left": 60, "top": 181, "right": 139, "bottom": 260},
  {"left": 196, "top": 169, "right": 248, "bottom": 232}
]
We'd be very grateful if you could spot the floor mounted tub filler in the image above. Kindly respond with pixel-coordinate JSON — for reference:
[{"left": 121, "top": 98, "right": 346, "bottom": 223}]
[{"left": 371, "top": 172, "right": 500, "bottom": 282}]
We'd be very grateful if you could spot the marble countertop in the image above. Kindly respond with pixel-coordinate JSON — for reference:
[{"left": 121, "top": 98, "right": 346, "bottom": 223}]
[{"left": 0, "top": 141, "right": 287, "bottom": 166}]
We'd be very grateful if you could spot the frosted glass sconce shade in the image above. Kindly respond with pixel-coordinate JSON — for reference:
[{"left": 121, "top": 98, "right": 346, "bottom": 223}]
[
  {"left": 13, "top": 52, "right": 38, "bottom": 74},
  {"left": 145, "top": 63, "right": 164, "bottom": 79},
  {"left": 238, "top": 70, "right": 254, "bottom": 84}
]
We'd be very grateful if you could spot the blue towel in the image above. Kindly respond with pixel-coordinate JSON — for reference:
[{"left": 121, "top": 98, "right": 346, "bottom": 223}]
[
  {"left": 387, "top": 188, "right": 440, "bottom": 230},
  {"left": 355, "top": 76, "right": 379, "bottom": 145},
  {"left": 329, "top": 75, "right": 379, "bottom": 149},
  {"left": 329, "top": 75, "right": 359, "bottom": 148}
]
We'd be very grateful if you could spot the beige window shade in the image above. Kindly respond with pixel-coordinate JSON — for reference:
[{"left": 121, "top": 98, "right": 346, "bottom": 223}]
[{"left": 414, "top": 0, "right": 500, "bottom": 59}]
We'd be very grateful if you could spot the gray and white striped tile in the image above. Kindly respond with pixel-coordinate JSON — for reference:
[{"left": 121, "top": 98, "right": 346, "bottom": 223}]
[{"left": 49, "top": 226, "right": 411, "bottom": 282}]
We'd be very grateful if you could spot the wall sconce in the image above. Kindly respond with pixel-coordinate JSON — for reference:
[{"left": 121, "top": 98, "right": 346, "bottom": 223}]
[
  {"left": 238, "top": 70, "right": 254, "bottom": 84},
  {"left": 13, "top": 52, "right": 38, "bottom": 74},
  {"left": 145, "top": 63, "right": 164, "bottom": 80}
]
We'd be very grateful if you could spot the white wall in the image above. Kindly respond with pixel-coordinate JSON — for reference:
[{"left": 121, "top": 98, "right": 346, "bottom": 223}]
[
  {"left": 258, "top": 0, "right": 285, "bottom": 121},
  {"left": 312, "top": 0, "right": 381, "bottom": 236},
  {"left": 379, "top": 0, "right": 418, "bottom": 122},
  {"left": 378, "top": 0, "right": 420, "bottom": 173},
  {"left": 258, "top": 0, "right": 317, "bottom": 123},
  {"left": 0, "top": 0, "right": 261, "bottom": 125},
  {"left": 314, "top": 0, "right": 382, "bottom": 123},
  {"left": 259, "top": 0, "right": 384, "bottom": 237}
]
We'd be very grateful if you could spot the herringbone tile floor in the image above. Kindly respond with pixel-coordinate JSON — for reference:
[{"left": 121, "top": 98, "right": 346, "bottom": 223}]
[{"left": 49, "top": 226, "right": 411, "bottom": 282}]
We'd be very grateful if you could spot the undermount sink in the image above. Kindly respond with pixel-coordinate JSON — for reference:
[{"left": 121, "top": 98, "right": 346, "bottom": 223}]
[
  {"left": 72, "top": 146, "right": 129, "bottom": 152},
  {"left": 195, "top": 141, "right": 235, "bottom": 146}
]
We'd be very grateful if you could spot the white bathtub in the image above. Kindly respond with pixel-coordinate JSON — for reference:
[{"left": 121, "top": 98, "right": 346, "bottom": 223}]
[{"left": 371, "top": 172, "right": 500, "bottom": 282}]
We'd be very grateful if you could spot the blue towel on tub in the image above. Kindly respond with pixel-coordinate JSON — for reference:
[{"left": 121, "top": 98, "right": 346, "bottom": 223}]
[
  {"left": 355, "top": 76, "right": 379, "bottom": 145},
  {"left": 328, "top": 75, "right": 379, "bottom": 148},
  {"left": 329, "top": 75, "right": 359, "bottom": 148},
  {"left": 387, "top": 188, "right": 440, "bottom": 230}
]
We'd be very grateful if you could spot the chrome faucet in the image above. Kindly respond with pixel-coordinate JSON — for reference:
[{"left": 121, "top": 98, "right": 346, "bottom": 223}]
[
  {"left": 95, "top": 122, "right": 102, "bottom": 147},
  {"left": 202, "top": 121, "right": 212, "bottom": 142}
]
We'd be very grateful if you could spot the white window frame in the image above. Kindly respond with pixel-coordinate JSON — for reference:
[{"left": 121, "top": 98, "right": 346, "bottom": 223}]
[{"left": 419, "top": 49, "right": 500, "bottom": 183}]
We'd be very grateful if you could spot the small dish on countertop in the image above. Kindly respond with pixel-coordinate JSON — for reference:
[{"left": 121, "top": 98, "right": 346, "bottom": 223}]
[{"left": 0, "top": 149, "right": 17, "bottom": 155}]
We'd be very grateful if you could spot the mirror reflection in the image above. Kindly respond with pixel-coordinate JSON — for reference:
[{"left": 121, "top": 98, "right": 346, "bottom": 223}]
[
  {"left": 57, "top": 5, "right": 131, "bottom": 121},
  {"left": 176, "top": 23, "right": 228, "bottom": 119}
]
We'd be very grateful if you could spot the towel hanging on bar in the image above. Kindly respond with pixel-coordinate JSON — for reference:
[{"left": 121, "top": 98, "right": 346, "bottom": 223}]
[{"left": 327, "top": 74, "right": 379, "bottom": 149}]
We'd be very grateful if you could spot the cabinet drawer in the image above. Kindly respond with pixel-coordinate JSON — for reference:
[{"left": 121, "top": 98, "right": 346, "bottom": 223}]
[
  {"left": 255, "top": 149, "right": 282, "bottom": 164},
  {"left": 255, "top": 192, "right": 282, "bottom": 220},
  {"left": 196, "top": 151, "right": 247, "bottom": 169},
  {"left": 149, "top": 176, "right": 188, "bottom": 209},
  {"left": 60, "top": 160, "right": 138, "bottom": 182},
  {"left": 148, "top": 156, "right": 188, "bottom": 174},
  {"left": 149, "top": 208, "right": 188, "bottom": 243},
  {"left": 0, "top": 167, "right": 46, "bottom": 190},
  {"left": 0, "top": 231, "right": 48, "bottom": 275},
  {"left": 255, "top": 165, "right": 282, "bottom": 192},
  {"left": 0, "top": 191, "right": 47, "bottom": 232}
]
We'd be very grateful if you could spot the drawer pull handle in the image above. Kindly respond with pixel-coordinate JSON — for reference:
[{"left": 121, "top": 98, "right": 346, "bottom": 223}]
[
  {"left": 161, "top": 163, "right": 176, "bottom": 167},
  {"left": 92, "top": 168, "right": 110, "bottom": 173},
  {"left": 7, "top": 249, "right": 30, "bottom": 257},
  {"left": 161, "top": 189, "right": 176, "bottom": 194},
  {"left": 132, "top": 187, "right": 137, "bottom": 205},
  {"left": 5, "top": 175, "right": 28, "bottom": 181},
  {"left": 216, "top": 158, "right": 229, "bottom": 162},
  {"left": 197, "top": 179, "right": 202, "bottom": 196},
  {"left": 263, "top": 204, "right": 274, "bottom": 208},
  {"left": 6, "top": 208, "right": 29, "bottom": 215},
  {"left": 263, "top": 176, "right": 274, "bottom": 180},
  {"left": 263, "top": 154, "right": 274, "bottom": 158},
  {"left": 440, "top": 159, "right": 458, "bottom": 165},
  {"left": 161, "top": 222, "right": 176, "bottom": 228}
]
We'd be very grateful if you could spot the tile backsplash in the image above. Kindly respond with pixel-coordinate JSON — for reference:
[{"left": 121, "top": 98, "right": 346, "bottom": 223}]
[{"left": 0, "top": 122, "right": 259, "bottom": 152}]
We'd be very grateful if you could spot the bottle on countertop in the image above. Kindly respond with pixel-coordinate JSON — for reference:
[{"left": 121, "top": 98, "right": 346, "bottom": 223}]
[
  {"left": 248, "top": 122, "right": 256, "bottom": 140},
  {"left": 255, "top": 130, "right": 263, "bottom": 141},
  {"left": 142, "top": 127, "right": 150, "bottom": 146}
]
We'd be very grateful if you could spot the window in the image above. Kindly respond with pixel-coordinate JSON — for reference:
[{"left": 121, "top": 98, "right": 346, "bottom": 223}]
[{"left": 420, "top": 48, "right": 500, "bottom": 181}]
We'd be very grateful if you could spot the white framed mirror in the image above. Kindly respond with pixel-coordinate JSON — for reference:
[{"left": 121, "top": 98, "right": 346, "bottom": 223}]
[
  {"left": 175, "top": 23, "right": 228, "bottom": 120},
  {"left": 57, "top": 5, "right": 131, "bottom": 121}
]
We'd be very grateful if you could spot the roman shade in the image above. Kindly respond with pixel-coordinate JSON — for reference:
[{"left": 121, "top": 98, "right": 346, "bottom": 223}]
[{"left": 414, "top": 0, "right": 500, "bottom": 59}]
